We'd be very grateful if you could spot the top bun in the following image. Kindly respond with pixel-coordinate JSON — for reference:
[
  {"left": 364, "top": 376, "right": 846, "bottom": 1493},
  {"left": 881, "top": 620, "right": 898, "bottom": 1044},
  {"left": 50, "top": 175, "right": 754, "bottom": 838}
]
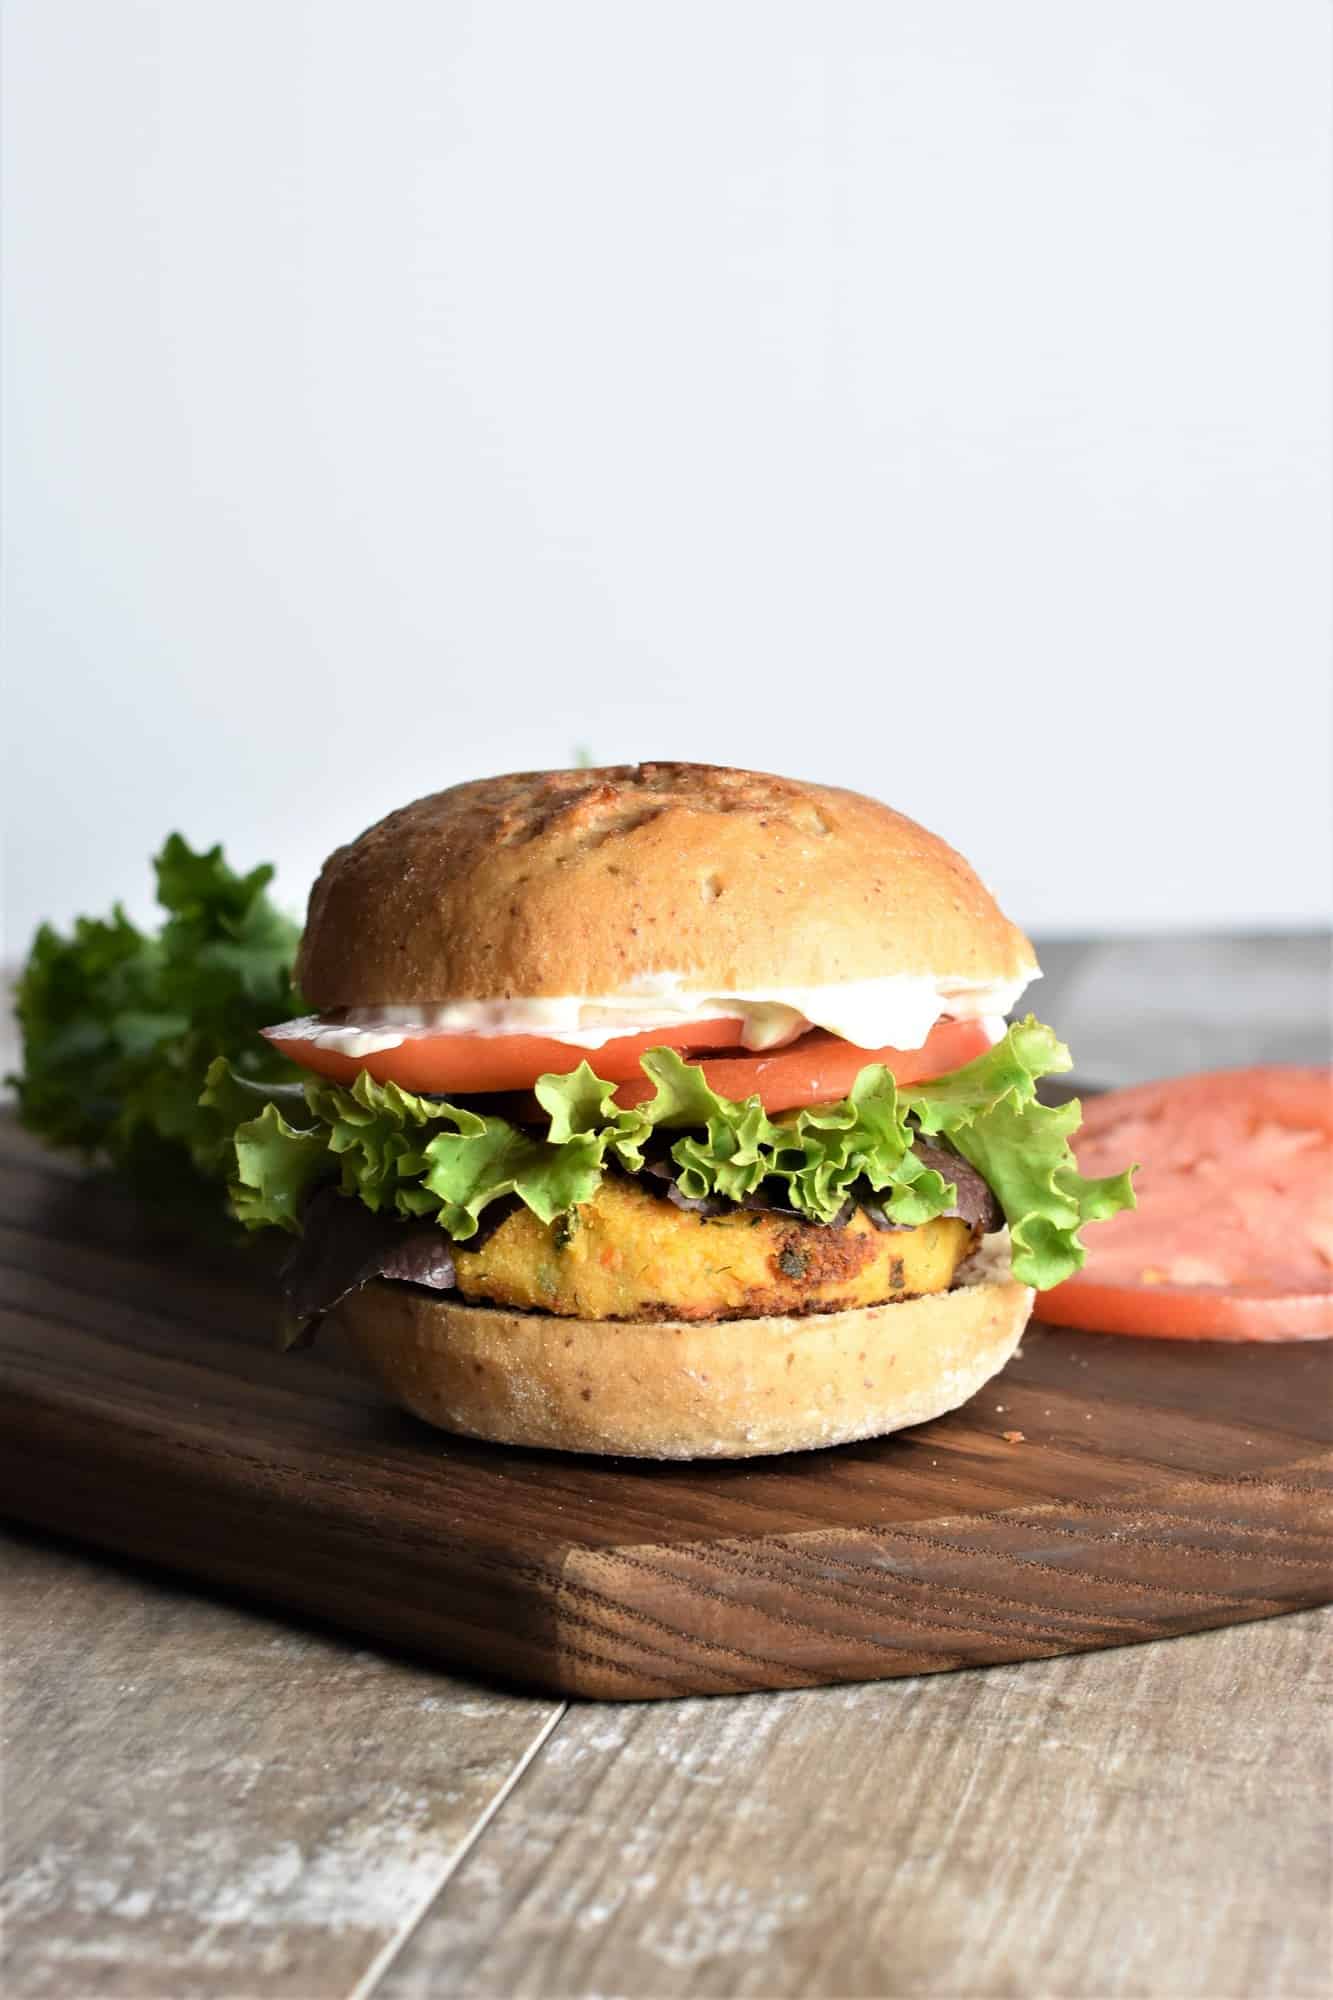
[{"left": 297, "top": 763, "right": 1036, "bottom": 1006}]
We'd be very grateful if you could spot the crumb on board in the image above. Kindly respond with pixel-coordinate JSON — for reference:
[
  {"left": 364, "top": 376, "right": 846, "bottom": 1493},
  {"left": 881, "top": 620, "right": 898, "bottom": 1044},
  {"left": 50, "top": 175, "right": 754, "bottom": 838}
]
[{"left": 1002, "top": 1429, "right": 1026, "bottom": 1444}]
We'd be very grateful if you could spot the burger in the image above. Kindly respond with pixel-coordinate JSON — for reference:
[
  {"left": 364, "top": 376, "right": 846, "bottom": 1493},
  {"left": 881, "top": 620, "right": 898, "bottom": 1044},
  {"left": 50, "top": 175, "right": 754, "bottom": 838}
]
[{"left": 205, "top": 763, "right": 1133, "bottom": 1458}]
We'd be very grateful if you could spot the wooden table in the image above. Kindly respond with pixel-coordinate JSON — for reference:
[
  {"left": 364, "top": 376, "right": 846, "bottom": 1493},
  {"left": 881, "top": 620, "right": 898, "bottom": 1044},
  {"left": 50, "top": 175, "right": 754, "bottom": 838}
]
[{"left": 4, "top": 933, "right": 1329, "bottom": 2000}]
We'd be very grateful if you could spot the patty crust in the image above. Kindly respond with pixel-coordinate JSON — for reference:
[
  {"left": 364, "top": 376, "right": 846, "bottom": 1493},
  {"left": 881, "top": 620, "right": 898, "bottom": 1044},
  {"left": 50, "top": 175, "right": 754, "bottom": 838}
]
[{"left": 452, "top": 1177, "right": 975, "bottom": 1321}]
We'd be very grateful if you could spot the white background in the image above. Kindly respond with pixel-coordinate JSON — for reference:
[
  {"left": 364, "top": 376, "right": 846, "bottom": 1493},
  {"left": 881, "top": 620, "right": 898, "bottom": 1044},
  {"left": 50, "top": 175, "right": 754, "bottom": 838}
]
[{"left": 4, "top": 0, "right": 1330, "bottom": 953}]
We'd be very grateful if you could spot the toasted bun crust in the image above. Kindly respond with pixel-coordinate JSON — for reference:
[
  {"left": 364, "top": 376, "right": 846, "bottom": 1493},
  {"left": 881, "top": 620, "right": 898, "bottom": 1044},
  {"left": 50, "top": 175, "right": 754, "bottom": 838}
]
[
  {"left": 298, "top": 763, "right": 1036, "bottom": 1006},
  {"left": 336, "top": 1259, "right": 1035, "bottom": 1459}
]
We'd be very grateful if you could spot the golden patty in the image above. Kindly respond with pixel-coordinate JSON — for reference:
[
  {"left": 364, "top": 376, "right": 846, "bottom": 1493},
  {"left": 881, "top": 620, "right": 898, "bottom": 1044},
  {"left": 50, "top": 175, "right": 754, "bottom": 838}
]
[{"left": 452, "top": 1177, "right": 975, "bottom": 1322}]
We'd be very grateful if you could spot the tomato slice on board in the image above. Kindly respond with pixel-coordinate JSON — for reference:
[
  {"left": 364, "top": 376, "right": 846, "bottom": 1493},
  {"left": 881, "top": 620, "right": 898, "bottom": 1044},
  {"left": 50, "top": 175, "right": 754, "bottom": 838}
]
[
  {"left": 263, "top": 1017, "right": 748, "bottom": 1095},
  {"left": 1037, "top": 1065, "right": 1333, "bottom": 1341},
  {"left": 611, "top": 1016, "right": 997, "bottom": 1115}
]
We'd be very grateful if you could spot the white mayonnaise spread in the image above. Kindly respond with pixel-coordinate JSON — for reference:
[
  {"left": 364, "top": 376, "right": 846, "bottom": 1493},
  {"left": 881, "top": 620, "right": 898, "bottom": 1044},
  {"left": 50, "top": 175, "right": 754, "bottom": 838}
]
[{"left": 275, "top": 967, "right": 1038, "bottom": 1058}]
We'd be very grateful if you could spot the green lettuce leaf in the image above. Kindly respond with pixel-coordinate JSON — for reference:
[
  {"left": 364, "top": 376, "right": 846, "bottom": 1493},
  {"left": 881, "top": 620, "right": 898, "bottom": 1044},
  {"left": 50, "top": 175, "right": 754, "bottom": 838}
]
[
  {"left": 10, "top": 836, "right": 304, "bottom": 1192},
  {"left": 208, "top": 1064, "right": 630, "bottom": 1242},
  {"left": 623, "top": 1026, "right": 1134, "bottom": 1281},
  {"left": 535, "top": 1060, "right": 651, "bottom": 1170},
  {"left": 210, "top": 1014, "right": 1133, "bottom": 1287},
  {"left": 904, "top": 1020, "right": 1137, "bottom": 1287}
]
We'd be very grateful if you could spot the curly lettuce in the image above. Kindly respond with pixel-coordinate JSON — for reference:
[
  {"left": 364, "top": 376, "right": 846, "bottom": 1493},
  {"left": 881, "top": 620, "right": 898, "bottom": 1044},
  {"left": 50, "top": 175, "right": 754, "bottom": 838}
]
[
  {"left": 209, "top": 1016, "right": 1134, "bottom": 1290},
  {"left": 9, "top": 836, "right": 303, "bottom": 1190}
]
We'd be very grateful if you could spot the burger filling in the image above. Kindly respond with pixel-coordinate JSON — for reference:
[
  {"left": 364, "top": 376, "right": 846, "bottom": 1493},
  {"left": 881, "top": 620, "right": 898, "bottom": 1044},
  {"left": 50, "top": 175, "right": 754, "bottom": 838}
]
[
  {"left": 204, "top": 1009, "right": 1135, "bottom": 1346},
  {"left": 450, "top": 1182, "right": 977, "bottom": 1322}
]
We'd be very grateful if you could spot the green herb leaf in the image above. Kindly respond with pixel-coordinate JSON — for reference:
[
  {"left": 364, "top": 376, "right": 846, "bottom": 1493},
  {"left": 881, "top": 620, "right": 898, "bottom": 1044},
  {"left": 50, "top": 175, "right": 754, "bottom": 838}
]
[{"left": 9, "top": 837, "right": 304, "bottom": 1191}]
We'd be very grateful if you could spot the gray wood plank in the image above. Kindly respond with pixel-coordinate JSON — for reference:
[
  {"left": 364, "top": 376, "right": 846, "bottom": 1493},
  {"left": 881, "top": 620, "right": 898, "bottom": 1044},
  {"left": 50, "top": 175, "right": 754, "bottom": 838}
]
[
  {"left": 0, "top": 1530, "right": 563, "bottom": 1999},
  {"left": 1032, "top": 931, "right": 1331, "bottom": 1084},
  {"left": 378, "top": 1610, "right": 1331, "bottom": 2000}
]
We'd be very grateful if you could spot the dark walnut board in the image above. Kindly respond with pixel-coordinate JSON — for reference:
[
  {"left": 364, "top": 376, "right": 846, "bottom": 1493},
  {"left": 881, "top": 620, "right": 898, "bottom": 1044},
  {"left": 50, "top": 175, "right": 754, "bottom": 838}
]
[{"left": 2, "top": 1113, "right": 1329, "bottom": 1700}]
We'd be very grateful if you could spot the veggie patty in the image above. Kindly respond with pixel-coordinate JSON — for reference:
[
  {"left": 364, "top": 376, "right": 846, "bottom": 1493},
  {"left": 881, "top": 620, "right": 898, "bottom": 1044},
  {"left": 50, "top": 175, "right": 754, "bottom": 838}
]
[{"left": 451, "top": 1177, "right": 976, "bottom": 1321}]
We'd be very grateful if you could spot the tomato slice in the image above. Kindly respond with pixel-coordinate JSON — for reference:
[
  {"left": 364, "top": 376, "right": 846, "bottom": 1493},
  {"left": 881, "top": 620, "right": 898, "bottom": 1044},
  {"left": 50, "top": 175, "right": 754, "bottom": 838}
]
[
  {"left": 264, "top": 1010, "right": 995, "bottom": 1109},
  {"left": 612, "top": 1016, "right": 997, "bottom": 1114},
  {"left": 264, "top": 1017, "right": 749, "bottom": 1094},
  {"left": 1037, "top": 1065, "right": 1333, "bottom": 1341}
]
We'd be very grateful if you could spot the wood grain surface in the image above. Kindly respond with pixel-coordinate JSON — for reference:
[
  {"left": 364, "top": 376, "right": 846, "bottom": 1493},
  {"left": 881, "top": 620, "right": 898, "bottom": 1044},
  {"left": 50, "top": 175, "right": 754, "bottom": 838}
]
[
  {"left": 3, "top": 1113, "right": 1329, "bottom": 1700},
  {"left": 375, "top": 1609, "right": 1332, "bottom": 2000},
  {"left": 1, "top": 1529, "right": 564, "bottom": 1999}
]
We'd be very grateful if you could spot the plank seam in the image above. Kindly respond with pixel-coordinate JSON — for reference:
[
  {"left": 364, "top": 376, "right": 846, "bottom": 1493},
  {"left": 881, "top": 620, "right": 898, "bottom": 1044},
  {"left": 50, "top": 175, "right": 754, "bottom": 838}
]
[{"left": 347, "top": 1702, "right": 567, "bottom": 2000}]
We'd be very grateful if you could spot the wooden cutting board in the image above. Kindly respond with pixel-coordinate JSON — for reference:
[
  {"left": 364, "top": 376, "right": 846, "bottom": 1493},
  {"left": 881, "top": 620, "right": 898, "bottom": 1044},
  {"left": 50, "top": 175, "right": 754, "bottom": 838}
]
[{"left": 2, "top": 1113, "right": 1329, "bottom": 1699}]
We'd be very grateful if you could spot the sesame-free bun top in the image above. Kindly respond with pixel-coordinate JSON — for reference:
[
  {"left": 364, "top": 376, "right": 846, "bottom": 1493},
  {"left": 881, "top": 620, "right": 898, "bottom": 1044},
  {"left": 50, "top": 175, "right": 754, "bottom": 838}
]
[{"left": 297, "top": 763, "right": 1036, "bottom": 1006}]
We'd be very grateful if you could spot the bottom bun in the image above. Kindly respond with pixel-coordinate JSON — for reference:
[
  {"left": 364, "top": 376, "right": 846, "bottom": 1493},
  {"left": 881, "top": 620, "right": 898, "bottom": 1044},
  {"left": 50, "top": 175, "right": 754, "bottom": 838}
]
[{"left": 337, "top": 1233, "right": 1034, "bottom": 1459}]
